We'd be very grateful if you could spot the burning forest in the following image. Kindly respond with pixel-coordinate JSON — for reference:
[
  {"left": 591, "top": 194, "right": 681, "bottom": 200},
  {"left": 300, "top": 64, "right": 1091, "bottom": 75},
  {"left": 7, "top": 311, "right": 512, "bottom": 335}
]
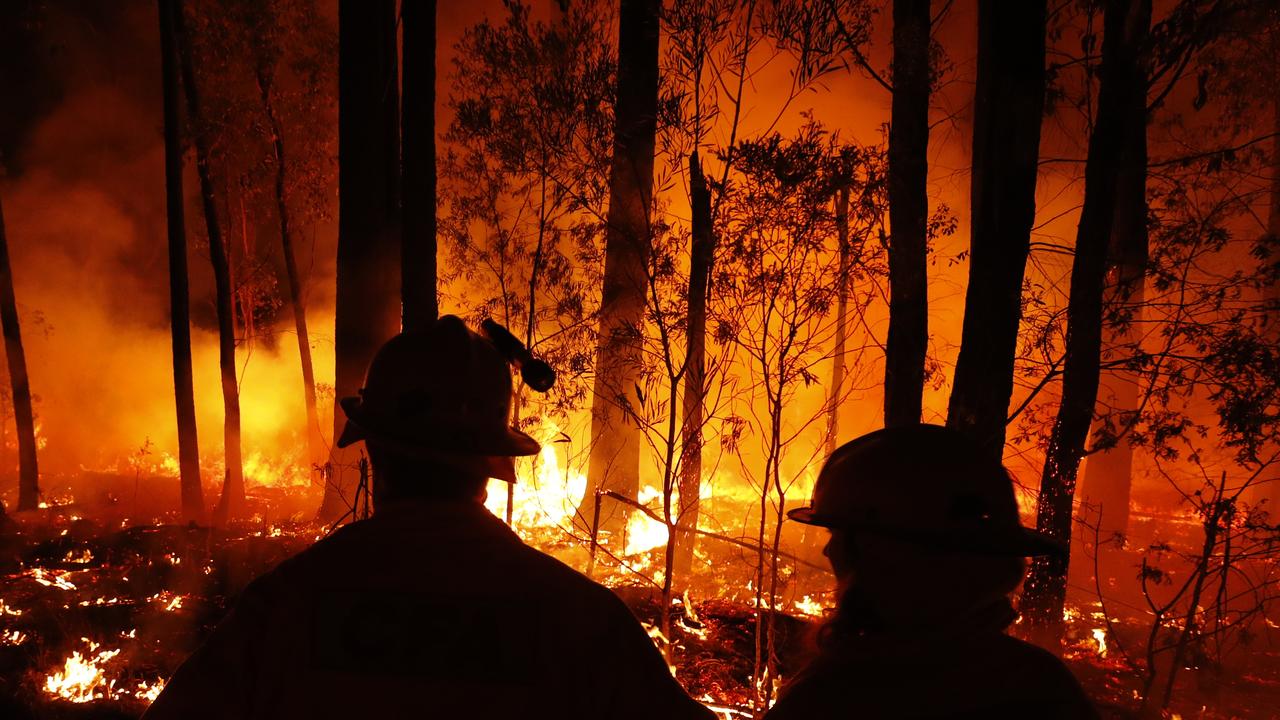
[{"left": 0, "top": 0, "right": 1278, "bottom": 717}]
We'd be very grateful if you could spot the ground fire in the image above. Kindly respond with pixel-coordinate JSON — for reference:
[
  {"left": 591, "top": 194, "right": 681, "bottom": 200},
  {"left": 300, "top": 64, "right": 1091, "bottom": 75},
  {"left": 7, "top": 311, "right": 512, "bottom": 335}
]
[{"left": 0, "top": 0, "right": 1278, "bottom": 717}]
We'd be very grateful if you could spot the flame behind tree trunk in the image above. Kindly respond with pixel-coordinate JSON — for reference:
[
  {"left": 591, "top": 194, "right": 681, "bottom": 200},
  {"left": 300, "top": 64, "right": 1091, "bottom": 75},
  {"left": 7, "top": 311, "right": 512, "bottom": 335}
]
[
  {"left": 401, "top": 0, "right": 438, "bottom": 333},
  {"left": 582, "top": 0, "right": 661, "bottom": 534},
  {"left": 158, "top": 0, "right": 202, "bottom": 522},
  {"left": 946, "top": 0, "right": 1047, "bottom": 460},
  {"left": 174, "top": 4, "right": 244, "bottom": 524},
  {"left": 321, "top": 0, "right": 402, "bottom": 521},
  {"left": 1079, "top": 53, "right": 1150, "bottom": 541},
  {"left": 1022, "top": 0, "right": 1151, "bottom": 635},
  {"left": 255, "top": 68, "right": 325, "bottom": 477},
  {"left": 0, "top": 194, "right": 39, "bottom": 511},
  {"left": 883, "top": 0, "right": 931, "bottom": 428}
]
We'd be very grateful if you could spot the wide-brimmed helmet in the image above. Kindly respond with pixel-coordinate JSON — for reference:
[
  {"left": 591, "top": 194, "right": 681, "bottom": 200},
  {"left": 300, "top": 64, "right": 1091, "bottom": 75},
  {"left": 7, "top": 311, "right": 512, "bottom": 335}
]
[
  {"left": 788, "top": 424, "right": 1064, "bottom": 557},
  {"left": 336, "top": 315, "right": 541, "bottom": 482}
]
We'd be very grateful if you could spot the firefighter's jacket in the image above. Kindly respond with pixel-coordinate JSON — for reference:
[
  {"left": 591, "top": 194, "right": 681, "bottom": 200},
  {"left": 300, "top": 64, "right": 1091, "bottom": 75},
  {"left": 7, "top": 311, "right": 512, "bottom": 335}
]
[
  {"left": 764, "top": 624, "right": 1101, "bottom": 720},
  {"left": 144, "top": 499, "right": 716, "bottom": 720}
]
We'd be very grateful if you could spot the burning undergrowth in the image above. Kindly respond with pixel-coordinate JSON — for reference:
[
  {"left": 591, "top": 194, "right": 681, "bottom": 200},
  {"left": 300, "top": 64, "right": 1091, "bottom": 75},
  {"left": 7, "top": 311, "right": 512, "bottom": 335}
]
[
  {"left": 0, "top": 506, "right": 805, "bottom": 718},
  {"left": 0, "top": 448, "right": 1277, "bottom": 718},
  {"left": 0, "top": 509, "right": 318, "bottom": 717}
]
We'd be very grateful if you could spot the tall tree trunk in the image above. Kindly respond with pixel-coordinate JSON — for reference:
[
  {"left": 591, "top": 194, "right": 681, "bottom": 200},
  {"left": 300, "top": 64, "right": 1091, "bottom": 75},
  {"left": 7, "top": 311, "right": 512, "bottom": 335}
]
[
  {"left": 883, "top": 0, "right": 931, "bottom": 428},
  {"left": 402, "top": 0, "right": 438, "bottom": 332},
  {"left": 256, "top": 71, "right": 325, "bottom": 477},
  {"left": 0, "top": 196, "right": 38, "bottom": 511},
  {"left": 946, "top": 0, "right": 1047, "bottom": 461},
  {"left": 1264, "top": 68, "right": 1280, "bottom": 513},
  {"left": 800, "top": 184, "right": 855, "bottom": 561},
  {"left": 159, "top": 0, "right": 203, "bottom": 522},
  {"left": 580, "top": 0, "right": 661, "bottom": 535},
  {"left": 1021, "top": 0, "right": 1151, "bottom": 634},
  {"left": 826, "top": 185, "right": 852, "bottom": 457},
  {"left": 321, "top": 0, "right": 402, "bottom": 521},
  {"left": 675, "top": 150, "right": 713, "bottom": 580},
  {"left": 1079, "top": 59, "right": 1149, "bottom": 542},
  {"left": 174, "top": 6, "right": 244, "bottom": 524}
]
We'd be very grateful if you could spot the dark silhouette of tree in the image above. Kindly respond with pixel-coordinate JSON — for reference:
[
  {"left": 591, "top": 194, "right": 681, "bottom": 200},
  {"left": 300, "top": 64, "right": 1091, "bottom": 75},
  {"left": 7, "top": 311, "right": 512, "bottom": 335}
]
[
  {"left": 1022, "top": 0, "right": 1152, "bottom": 635},
  {"left": 883, "top": 0, "right": 930, "bottom": 428},
  {"left": 158, "top": 0, "right": 203, "bottom": 522},
  {"left": 946, "top": 0, "right": 1047, "bottom": 461},
  {"left": 402, "top": 0, "right": 438, "bottom": 332},
  {"left": 174, "top": 2, "right": 244, "bottom": 523},
  {"left": 660, "top": 0, "right": 745, "bottom": 589},
  {"left": 239, "top": 0, "right": 334, "bottom": 486},
  {"left": 1072, "top": 0, "right": 1251, "bottom": 542},
  {"left": 1078, "top": 28, "right": 1149, "bottom": 542},
  {"left": 0, "top": 191, "right": 38, "bottom": 511},
  {"left": 320, "top": 0, "right": 401, "bottom": 521},
  {"left": 584, "top": 0, "right": 661, "bottom": 532},
  {"left": 1267, "top": 46, "right": 1280, "bottom": 512},
  {"left": 677, "top": 148, "right": 712, "bottom": 572}
]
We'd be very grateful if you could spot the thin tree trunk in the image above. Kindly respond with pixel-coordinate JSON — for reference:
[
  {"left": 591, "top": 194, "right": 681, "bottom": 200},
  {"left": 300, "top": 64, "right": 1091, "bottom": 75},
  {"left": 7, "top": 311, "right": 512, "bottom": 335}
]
[
  {"left": 159, "top": 0, "right": 203, "bottom": 522},
  {"left": 1271, "top": 84, "right": 1280, "bottom": 244},
  {"left": 883, "top": 0, "right": 931, "bottom": 428},
  {"left": 801, "top": 184, "right": 855, "bottom": 562},
  {"left": 402, "top": 0, "right": 438, "bottom": 332},
  {"left": 0, "top": 196, "right": 38, "bottom": 511},
  {"left": 174, "top": 6, "right": 244, "bottom": 524},
  {"left": 580, "top": 0, "right": 661, "bottom": 534},
  {"left": 946, "top": 0, "right": 1047, "bottom": 461},
  {"left": 1265, "top": 51, "right": 1280, "bottom": 513},
  {"left": 321, "top": 0, "right": 402, "bottom": 521},
  {"left": 826, "top": 185, "right": 852, "bottom": 457},
  {"left": 1021, "top": 0, "right": 1151, "bottom": 635},
  {"left": 1079, "top": 61, "right": 1149, "bottom": 541},
  {"left": 675, "top": 150, "right": 713, "bottom": 582},
  {"left": 256, "top": 71, "right": 325, "bottom": 475}
]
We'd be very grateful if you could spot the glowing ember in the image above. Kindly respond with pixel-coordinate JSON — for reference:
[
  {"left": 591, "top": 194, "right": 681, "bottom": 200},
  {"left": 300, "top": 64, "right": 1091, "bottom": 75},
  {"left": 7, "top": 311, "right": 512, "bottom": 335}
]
[
  {"left": 0, "top": 598, "right": 23, "bottom": 616},
  {"left": 1092, "top": 627, "right": 1108, "bottom": 658},
  {"left": 642, "top": 622, "right": 677, "bottom": 676},
  {"left": 134, "top": 679, "right": 166, "bottom": 703},
  {"left": 78, "top": 597, "right": 124, "bottom": 607},
  {"left": 42, "top": 637, "right": 167, "bottom": 705},
  {"left": 149, "top": 591, "right": 186, "bottom": 612},
  {"left": 791, "top": 595, "right": 826, "bottom": 618},
  {"left": 29, "top": 568, "right": 77, "bottom": 590},
  {"left": 1, "top": 629, "right": 28, "bottom": 645},
  {"left": 44, "top": 639, "right": 121, "bottom": 703},
  {"left": 63, "top": 549, "right": 93, "bottom": 564}
]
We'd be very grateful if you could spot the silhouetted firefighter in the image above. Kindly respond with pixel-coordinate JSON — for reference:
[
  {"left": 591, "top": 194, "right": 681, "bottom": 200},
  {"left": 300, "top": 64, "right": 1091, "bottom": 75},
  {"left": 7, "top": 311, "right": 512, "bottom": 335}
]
[
  {"left": 768, "top": 425, "right": 1099, "bottom": 720},
  {"left": 144, "top": 316, "right": 714, "bottom": 720}
]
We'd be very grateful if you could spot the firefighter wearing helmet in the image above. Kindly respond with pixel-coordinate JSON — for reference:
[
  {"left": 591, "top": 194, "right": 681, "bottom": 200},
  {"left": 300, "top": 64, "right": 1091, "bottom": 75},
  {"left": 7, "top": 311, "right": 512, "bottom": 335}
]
[
  {"left": 146, "top": 316, "right": 715, "bottom": 720},
  {"left": 766, "top": 424, "right": 1100, "bottom": 720}
]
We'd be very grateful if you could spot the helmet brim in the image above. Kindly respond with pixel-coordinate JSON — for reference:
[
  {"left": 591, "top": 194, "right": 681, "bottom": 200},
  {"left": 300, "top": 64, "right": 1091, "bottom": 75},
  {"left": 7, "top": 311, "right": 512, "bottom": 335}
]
[
  {"left": 786, "top": 506, "right": 1066, "bottom": 557},
  {"left": 335, "top": 396, "right": 541, "bottom": 482}
]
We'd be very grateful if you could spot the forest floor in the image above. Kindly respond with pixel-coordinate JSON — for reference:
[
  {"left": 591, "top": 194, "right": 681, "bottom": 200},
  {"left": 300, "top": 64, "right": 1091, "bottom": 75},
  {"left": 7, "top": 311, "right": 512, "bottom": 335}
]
[{"left": 0, "top": 478, "right": 1276, "bottom": 718}]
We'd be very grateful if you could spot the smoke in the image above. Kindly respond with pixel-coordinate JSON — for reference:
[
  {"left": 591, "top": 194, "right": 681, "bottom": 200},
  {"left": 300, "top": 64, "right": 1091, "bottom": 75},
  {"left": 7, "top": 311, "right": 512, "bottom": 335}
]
[{"left": 0, "top": 1, "right": 337, "bottom": 494}]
